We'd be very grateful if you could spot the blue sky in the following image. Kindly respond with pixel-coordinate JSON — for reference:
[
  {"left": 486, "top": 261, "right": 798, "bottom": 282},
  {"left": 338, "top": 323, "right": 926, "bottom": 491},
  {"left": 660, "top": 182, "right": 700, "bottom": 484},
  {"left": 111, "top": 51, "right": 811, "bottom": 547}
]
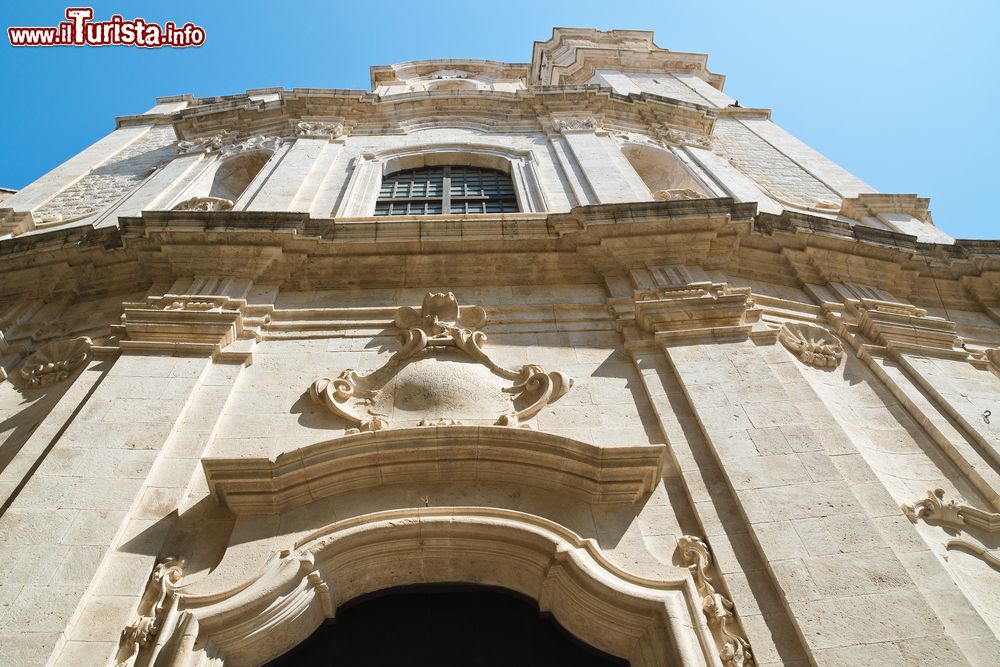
[{"left": 2, "top": 0, "right": 997, "bottom": 238}]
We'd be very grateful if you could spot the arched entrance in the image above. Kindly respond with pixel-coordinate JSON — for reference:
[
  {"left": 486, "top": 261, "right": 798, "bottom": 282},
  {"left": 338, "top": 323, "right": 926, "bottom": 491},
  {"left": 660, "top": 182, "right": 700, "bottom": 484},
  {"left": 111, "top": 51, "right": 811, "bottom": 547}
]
[{"left": 266, "top": 584, "right": 628, "bottom": 666}]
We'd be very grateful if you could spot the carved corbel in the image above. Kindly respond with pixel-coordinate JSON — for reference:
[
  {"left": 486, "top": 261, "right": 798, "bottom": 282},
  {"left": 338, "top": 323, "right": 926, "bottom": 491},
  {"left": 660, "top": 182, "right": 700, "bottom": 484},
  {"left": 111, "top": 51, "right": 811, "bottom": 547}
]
[
  {"left": 677, "top": 536, "right": 755, "bottom": 667},
  {"left": 15, "top": 335, "right": 91, "bottom": 388},
  {"left": 777, "top": 322, "right": 844, "bottom": 368},
  {"left": 309, "top": 292, "right": 572, "bottom": 432}
]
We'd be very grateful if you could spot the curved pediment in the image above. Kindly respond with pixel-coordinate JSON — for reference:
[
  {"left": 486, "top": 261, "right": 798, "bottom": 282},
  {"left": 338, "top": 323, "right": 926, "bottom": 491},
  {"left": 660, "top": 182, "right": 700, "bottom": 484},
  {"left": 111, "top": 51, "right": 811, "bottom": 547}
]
[{"left": 202, "top": 425, "right": 666, "bottom": 515}]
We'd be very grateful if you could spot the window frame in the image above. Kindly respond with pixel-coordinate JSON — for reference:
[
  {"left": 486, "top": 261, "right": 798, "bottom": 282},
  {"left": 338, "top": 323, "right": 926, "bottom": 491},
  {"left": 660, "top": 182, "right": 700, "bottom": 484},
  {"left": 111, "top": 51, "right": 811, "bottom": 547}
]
[{"left": 374, "top": 165, "right": 519, "bottom": 216}]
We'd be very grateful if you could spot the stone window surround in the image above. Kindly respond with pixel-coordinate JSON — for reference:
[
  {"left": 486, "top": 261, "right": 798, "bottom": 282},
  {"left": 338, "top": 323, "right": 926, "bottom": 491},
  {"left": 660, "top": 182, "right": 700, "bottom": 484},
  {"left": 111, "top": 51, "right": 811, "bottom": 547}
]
[{"left": 336, "top": 143, "right": 548, "bottom": 218}]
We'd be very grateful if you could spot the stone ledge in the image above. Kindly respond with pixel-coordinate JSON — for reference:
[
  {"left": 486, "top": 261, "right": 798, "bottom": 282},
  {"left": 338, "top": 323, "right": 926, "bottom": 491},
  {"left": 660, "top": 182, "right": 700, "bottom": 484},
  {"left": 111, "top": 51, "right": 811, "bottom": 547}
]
[{"left": 203, "top": 426, "right": 666, "bottom": 514}]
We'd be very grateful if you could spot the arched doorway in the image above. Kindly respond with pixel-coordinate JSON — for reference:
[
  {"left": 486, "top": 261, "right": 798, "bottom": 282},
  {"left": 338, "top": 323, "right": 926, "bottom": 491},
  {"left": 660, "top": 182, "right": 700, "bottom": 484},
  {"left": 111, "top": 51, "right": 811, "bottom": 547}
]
[{"left": 266, "top": 584, "right": 628, "bottom": 666}]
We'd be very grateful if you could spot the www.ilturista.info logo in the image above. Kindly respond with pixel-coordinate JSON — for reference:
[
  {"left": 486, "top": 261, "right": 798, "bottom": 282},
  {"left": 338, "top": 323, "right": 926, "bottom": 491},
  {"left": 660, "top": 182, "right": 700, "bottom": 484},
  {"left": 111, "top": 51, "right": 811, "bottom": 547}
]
[{"left": 8, "top": 7, "right": 205, "bottom": 48}]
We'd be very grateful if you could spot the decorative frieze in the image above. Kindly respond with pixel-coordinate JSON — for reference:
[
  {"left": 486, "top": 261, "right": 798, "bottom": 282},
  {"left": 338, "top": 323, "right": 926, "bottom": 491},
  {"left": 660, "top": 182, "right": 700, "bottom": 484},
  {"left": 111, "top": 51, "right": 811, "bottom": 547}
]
[
  {"left": 778, "top": 322, "right": 844, "bottom": 368},
  {"left": 295, "top": 121, "right": 346, "bottom": 139},
  {"left": 677, "top": 535, "right": 755, "bottom": 667},
  {"left": 177, "top": 131, "right": 283, "bottom": 157},
  {"left": 309, "top": 292, "right": 573, "bottom": 431}
]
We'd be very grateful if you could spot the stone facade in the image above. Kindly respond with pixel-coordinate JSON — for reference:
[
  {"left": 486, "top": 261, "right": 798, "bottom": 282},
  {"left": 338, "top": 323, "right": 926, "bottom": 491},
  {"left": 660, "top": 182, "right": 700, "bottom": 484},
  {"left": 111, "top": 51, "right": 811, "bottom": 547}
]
[{"left": 0, "top": 27, "right": 997, "bottom": 666}]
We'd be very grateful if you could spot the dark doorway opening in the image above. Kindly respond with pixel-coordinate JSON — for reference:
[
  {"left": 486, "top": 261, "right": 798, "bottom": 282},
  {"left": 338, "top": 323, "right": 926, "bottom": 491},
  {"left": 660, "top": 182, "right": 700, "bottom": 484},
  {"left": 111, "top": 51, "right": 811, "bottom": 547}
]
[{"left": 266, "top": 584, "right": 630, "bottom": 666}]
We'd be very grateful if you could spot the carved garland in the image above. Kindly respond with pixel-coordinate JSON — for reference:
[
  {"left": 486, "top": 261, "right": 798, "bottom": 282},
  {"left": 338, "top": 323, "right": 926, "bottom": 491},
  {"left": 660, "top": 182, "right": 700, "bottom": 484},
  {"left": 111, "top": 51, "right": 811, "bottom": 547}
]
[
  {"left": 777, "top": 322, "right": 844, "bottom": 368},
  {"left": 16, "top": 336, "right": 92, "bottom": 387},
  {"left": 309, "top": 292, "right": 573, "bottom": 431},
  {"left": 677, "top": 535, "right": 755, "bottom": 667}
]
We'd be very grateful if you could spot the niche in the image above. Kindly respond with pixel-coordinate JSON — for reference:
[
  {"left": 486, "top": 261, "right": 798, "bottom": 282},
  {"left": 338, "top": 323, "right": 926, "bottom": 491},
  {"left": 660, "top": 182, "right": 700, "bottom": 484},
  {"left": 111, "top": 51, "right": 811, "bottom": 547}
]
[
  {"left": 621, "top": 144, "right": 709, "bottom": 201},
  {"left": 208, "top": 150, "right": 271, "bottom": 202}
]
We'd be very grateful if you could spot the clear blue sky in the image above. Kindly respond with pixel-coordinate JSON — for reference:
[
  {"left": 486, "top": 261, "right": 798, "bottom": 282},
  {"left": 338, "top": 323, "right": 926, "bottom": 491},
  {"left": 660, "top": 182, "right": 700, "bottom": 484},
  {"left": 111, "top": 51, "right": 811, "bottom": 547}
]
[{"left": 2, "top": 0, "right": 997, "bottom": 238}]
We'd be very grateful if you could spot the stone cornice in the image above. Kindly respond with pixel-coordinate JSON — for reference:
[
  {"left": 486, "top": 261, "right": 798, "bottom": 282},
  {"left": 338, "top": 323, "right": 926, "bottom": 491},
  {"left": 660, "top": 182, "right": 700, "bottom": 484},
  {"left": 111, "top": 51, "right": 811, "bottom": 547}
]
[
  {"left": 166, "top": 86, "right": 718, "bottom": 142},
  {"left": 1, "top": 201, "right": 1000, "bottom": 322},
  {"left": 204, "top": 426, "right": 666, "bottom": 514},
  {"left": 530, "top": 28, "right": 725, "bottom": 89}
]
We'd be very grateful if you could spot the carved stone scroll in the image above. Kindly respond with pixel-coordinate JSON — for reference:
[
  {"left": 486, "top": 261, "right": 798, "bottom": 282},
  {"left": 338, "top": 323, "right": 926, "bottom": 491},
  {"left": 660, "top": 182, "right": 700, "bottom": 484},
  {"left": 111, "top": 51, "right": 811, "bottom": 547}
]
[
  {"left": 115, "top": 558, "right": 186, "bottom": 667},
  {"left": 778, "top": 322, "right": 844, "bottom": 368},
  {"left": 309, "top": 292, "right": 573, "bottom": 431},
  {"left": 677, "top": 535, "right": 755, "bottom": 667},
  {"left": 16, "top": 335, "right": 91, "bottom": 387},
  {"left": 902, "top": 488, "right": 1000, "bottom": 533},
  {"left": 903, "top": 488, "right": 1000, "bottom": 571}
]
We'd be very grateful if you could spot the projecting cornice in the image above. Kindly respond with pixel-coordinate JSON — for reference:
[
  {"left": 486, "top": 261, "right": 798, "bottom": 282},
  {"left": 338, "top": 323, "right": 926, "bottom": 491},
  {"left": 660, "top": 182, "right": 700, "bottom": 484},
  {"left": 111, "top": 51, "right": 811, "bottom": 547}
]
[
  {"left": 530, "top": 27, "right": 726, "bottom": 89},
  {"left": 1, "top": 200, "right": 999, "bottom": 318},
  {"left": 134, "top": 86, "right": 719, "bottom": 140}
]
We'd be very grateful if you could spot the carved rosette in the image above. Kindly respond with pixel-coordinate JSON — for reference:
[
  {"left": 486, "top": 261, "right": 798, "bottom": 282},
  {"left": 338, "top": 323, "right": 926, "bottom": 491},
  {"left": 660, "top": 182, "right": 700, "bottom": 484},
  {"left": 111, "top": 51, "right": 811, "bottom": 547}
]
[
  {"left": 171, "top": 196, "right": 234, "bottom": 212},
  {"left": 16, "top": 336, "right": 91, "bottom": 388},
  {"left": 778, "top": 322, "right": 844, "bottom": 368},
  {"left": 677, "top": 535, "right": 755, "bottom": 667},
  {"left": 309, "top": 292, "right": 573, "bottom": 432}
]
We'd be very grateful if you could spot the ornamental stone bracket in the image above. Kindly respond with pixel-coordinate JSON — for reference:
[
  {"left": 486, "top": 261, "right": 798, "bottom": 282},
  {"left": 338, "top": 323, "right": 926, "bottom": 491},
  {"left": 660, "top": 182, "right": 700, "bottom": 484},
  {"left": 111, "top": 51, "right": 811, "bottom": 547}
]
[
  {"left": 903, "top": 488, "right": 1000, "bottom": 571},
  {"left": 120, "top": 294, "right": 272, "bottom": 364},
  {"left": 309, "top": 292, "right": 573, "bottom": 432},
  {"left": 677, "top": 535, "right": 755, "bottom": 667},
  {"left": 777, "top": 322, "right": 844, "bottom": 368},
  {"left": 632, "top": 282, "right": 764, "bottom": 346},
  {"left": 11, "top": 335, "right": 92, "bottom": 388}
]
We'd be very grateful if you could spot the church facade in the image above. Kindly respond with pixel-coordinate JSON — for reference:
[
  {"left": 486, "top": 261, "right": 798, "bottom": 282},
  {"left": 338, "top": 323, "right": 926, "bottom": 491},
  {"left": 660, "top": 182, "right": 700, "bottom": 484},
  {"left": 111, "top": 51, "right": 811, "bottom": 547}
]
[{"left": 0, "top": 27, "right": 998, "bottom": 666}]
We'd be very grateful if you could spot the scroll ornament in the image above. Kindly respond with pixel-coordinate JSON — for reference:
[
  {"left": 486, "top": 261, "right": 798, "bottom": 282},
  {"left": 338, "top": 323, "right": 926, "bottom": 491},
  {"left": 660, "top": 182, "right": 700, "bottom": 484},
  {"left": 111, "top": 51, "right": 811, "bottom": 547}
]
[
  {"left": 115, "top": 558, "right": 186, "bottom": 667},
  {"left": 778, "top": 322, "right": 844, "bottom": 368},
  {"left": 17, "top": 336, "right": 92, "bottom": 388},
  {"left": 677, "top": 535, "right": 754, "bottom": 667},
  {"left": 309, "top": 292, "right": 573, "bottom": 432},
  {"left": 903, "top": 489, "right": 1000, "bottom": 570}
]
